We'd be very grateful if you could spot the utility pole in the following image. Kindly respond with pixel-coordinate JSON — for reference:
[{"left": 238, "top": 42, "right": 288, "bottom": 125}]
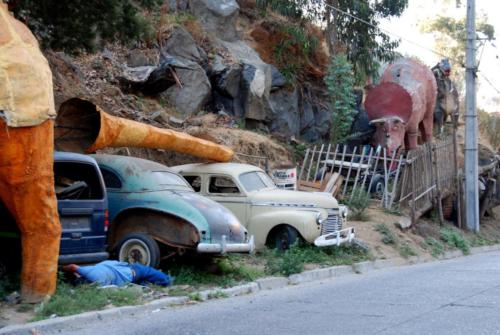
[{"left": 464, "top": 0, "right": 479, "bottom": 232}]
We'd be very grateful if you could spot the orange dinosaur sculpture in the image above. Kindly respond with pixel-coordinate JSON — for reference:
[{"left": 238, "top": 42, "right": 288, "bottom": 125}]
[{"left": 0, "top": 2, "right": 60, "bottom": 302}]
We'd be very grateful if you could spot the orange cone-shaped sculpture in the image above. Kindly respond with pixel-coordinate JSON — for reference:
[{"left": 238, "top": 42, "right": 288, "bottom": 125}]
[{"left": 55, "top": 98, "right": 234, "bottom": 162}]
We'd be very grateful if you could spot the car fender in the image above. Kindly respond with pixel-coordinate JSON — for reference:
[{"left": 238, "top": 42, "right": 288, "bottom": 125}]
[
  {"left": 247, "top": 210, "right": 321, "bottom": 249},
  {"left": 108, "top": 204, "right": 209, "bottom": 249},
  {"left": 108, "top": 192, "right": 211, "bottom": 235}
]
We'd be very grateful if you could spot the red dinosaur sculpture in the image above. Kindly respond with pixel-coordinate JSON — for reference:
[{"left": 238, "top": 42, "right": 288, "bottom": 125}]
[{"left": 365, "top": 58, "right": 437, "bottom": 155}]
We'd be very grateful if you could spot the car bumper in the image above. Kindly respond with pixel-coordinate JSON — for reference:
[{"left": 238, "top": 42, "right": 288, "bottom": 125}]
[
  {"left": 314, "top": 227, "right": 355, "bottom": 247},
  {"left": 197, "top": 235, "right": 255, "bottom": 254}
]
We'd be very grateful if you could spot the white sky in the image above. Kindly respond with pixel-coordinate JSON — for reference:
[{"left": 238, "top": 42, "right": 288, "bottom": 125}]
[{"left": 379, "top": 0, "right": 500, "bottom": 112}]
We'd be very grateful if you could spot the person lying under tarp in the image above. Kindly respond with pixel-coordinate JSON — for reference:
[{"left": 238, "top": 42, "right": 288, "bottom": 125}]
[{"left": 62, "top": 261, "right": 173, "bottom": 287}]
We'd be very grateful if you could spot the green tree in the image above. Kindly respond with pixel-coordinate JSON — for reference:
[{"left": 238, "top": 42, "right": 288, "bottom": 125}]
[
  {"left": 324, "top": 54, "right": 356, "bottom": 143},
  {"left": 257, "top": 0, "right": 408, "bottom": 84},
  {"left": 12, "top": 0, "right": 161, "bottom": 53},
  {"left": 421, "top": 15, "right": 495, "bottom": 95}
]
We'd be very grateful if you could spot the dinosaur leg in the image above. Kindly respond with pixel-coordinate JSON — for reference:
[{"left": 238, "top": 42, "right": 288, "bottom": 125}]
[
  {"left": 0, "top": 120, "right": 61, "bottom": 303},
  {"left": 405, "top": 126, "right": 419, "bottom": 150},
  {"left": 421, "top": 109, "right": 435, "bottom": 143}
]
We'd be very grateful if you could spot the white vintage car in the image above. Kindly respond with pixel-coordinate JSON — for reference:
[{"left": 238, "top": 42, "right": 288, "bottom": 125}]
[{"left": 172, "top": 163, "right": 354, "bottom": 250}]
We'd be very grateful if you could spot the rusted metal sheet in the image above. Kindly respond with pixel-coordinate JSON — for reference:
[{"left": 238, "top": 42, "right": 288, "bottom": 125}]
[{"left": 55, "top": 98, "right": 234, "bottom": 162}]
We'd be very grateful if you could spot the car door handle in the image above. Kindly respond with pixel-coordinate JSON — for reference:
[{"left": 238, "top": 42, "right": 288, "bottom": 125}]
[
  {"left": 71, "top": 232, "right": 82, "bottom": 240},
  {"left": 60, "top": 208, "right": 94, "bottom": 215}
]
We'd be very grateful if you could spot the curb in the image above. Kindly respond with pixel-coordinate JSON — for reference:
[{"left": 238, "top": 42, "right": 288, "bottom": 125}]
[{"left": 2, "top": 243, "right": 500, "bottom": 335}]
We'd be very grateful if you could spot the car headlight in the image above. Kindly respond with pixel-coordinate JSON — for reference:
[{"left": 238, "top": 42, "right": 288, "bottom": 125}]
[
  {"left": 316, "top": 212, "right": 324, "bottom": 225},
  {"left": 339, "top": 205, "right": 348, "bottom": 218}
]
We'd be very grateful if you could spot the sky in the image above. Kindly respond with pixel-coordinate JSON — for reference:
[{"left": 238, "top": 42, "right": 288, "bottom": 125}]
[{"left": 379, "top": 0, "right": 500, "bottom": 112}]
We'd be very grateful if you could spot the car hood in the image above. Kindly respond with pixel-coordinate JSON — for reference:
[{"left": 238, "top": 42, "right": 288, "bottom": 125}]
[
  {"left": 248, "top": 189, "right": 339, "bottom": 209},
  {"left": 176, "top": 191, "right": 248, "bottom": 244}
]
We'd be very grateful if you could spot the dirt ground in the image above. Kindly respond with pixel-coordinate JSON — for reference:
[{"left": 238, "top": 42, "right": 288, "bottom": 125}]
[{"left": 349, "top": 207, "right": 434, "bottom": 262}]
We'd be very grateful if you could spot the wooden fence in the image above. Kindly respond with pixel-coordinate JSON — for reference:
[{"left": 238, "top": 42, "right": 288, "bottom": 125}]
[
  {"left": 298, "top": 144, "right": 406, "bottom": 211},
  {"left": 398, "top": 136, "right": 458, "bottom": 224},
  {"left": 299, "top": 135, "right": 459, "bottom": 225}
]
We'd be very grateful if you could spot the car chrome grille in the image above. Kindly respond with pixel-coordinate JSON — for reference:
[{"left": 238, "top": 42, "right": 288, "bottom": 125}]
[{"left": 321, "top": 211, "right": 342, "bottom": 235}]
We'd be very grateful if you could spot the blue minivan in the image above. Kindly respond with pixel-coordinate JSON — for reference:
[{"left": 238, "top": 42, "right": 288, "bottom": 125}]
[{"left": 0, "top": 152, "right": 109, "bottom": 266}]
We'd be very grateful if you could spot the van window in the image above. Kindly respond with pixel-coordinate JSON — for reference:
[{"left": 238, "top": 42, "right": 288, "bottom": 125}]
[
  {"left": 54, "top": 162, "right": 104, "bottom": 200},
  {"left": 184, "top": 175, "right": 202, "bottom": 192}
]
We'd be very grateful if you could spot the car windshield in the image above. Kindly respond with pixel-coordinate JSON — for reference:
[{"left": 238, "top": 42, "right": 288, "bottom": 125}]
[
  {"left": 151, "top": 171, "right": 191, "bottom": 188},
  {"left": 239, "top": 171, "right": 276, "bottom": 192}
]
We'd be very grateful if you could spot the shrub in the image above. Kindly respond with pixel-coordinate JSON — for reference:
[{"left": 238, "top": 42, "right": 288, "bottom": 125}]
[
  {"left": 425, "top": 237, "right": 445, "bottom": 258},
  {"left": 347, "top": 188, "right": 371, "bottom": 220},
  {"left": 440, "top": 227, "right": 470, "bottom": 255},
  {"left": 324, "top": 54, "right": 357, "bottom": 144},
  {"left": 374, "top": 223, "right": 397, "bottom": 245},
  {"left": 398, "top": 243, "right": 417, "bottom": 258},
  {"left": 264, "top": 242, "right": 370, "bottom": 276}
]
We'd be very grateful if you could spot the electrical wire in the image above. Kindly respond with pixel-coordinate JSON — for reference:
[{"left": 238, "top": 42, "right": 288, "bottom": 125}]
[
  {"left": 321, "top": 0, "right": 500, "bottom": 93},
  {"left": 478, "top": 72, "right": 500, "bottom": 94},
  {"left": 320, "top": 0, "right": 451, "bottom": 60}
]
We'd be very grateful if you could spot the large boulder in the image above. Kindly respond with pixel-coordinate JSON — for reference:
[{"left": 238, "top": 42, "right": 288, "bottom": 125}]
[
  {"left": 190, "top": 0, "right": 240, "bottom": 41},
  {"left": 161, "top": 27, "right": 207, "bottom": 65},
  {"left": 270, "top": 65, "right": 286, "bottom": 91},
  {"left": 299, "top": 87, "right": 331, "bottom": 142},
  {"left": 220, "top": 40, "right": 273, "bottom": 122},
  {"left": 211, "top": 57, "right": 242, "bottom": 99},
  {"left": 161, "top": 60, "right": 211, "bottom": 116},
  {"left": 269, "top": 87, "right": 300, "bottom": 138},
  {"left": 118, "top": 64, "right": 176, "bottom": 95},
  {"left": 239, "top": 63, "right": 272, "bottom": 121}
]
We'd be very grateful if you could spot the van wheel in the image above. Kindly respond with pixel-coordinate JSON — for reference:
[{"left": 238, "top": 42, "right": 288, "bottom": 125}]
[
  {"left": 116, "top": 233, "right": 160, "bottom": 268},
  {"left": 268, "top": 226, "right": 299, "bottom": 251}
]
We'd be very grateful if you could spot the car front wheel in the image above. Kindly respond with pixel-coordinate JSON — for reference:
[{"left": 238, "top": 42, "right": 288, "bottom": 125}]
[
  {"left": 116, "top": 233, "right": 161, "bottom": 268},
  {"left": 268, "top": 226, "right": 300, "bottom": 251}
]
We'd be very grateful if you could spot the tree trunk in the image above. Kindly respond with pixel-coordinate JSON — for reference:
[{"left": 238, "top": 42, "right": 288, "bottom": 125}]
[{"left": 326, "top": 0, "right": 340, "bottom": 55}]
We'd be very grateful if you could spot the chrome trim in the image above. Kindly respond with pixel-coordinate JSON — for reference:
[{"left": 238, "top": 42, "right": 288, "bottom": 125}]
[
  {"left": 251, "top": 202, "right": 318, "bottom": 208},
  {"left": 197, "top": 235, "right": 255, "bottom": 254},
  {"left": 314, "top": 227, "right": 355, "bottom": 247}
]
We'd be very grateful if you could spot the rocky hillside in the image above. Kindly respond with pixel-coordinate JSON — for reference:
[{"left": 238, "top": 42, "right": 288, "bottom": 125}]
[{"left": 46, "top": 0, "right": 336, "bottom": 167}]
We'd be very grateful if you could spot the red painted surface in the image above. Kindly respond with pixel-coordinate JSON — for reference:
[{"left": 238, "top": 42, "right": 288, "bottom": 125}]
[{"left": 365, "top": 58, "right": 437, "bottom": 153}]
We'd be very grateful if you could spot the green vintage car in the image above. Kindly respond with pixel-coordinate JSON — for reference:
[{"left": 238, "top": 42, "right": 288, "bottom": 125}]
[{"left": 92, "top": 155, "right": 254, "bottom": 267}]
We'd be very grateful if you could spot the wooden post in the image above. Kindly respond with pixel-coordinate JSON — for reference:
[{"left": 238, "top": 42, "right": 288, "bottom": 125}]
[
  {"left": 350, "top": 146, "right": 366, "bottom": 201},
  {"left": 313, "top": 144, "right": 325, "bottom": 182},
  {"left": 343, "top": 146, "right": 357, "bottom": 196},
  {"left": 319, "top": 144, "right": 332, "bottom": 184},
  {"left": 298, "top": 148, "right": 310, "bottom": 182},
  {"left": 388, "top": 152, "right": 405, "bottom": 210},
  {"left": 360, "top": 147, "right": 374, "bottom": 192},
  {"left": 367, "top": 147, "right": 382, "bottom": 195},
  {"left": 410, "top": 156, "right": 417, "bottom": 226},
  {"left": 306, "top": 145, "right": 317, "bottom": 182},
  {"left": 432, "top": 143, "right": 444, "bottom": 223}
]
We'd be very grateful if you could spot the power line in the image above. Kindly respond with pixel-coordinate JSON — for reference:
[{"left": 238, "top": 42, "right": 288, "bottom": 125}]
[
  {"left": 478, "top": 72, "right": 500, "bottom": 94},
  {"left": 321, "top": 0, "right": 451, "bottom": 60},
  {"left": 321, "top": 0, "right": 500, "bottom": 92}
]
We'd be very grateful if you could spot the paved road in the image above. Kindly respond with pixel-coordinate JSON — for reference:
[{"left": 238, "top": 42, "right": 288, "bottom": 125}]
[{"left": 44, "top": 252, "right": 500, "bottom": 335}]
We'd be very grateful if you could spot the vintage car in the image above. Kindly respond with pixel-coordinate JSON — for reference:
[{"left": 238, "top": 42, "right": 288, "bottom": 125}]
[
  {"left": 172, "top": 163, "right": 354, "bottom": 250},
  {"left": 93, "top": 155, "right": 254, "bottom": 268}
]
